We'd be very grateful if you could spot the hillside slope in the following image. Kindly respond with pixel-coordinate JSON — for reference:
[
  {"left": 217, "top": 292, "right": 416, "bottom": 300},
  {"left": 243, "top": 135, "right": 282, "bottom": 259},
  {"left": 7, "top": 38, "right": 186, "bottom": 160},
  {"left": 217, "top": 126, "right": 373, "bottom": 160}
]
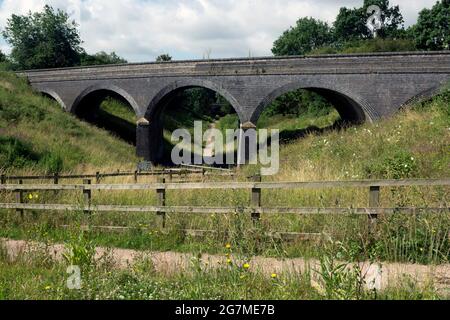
[{"left": 0, "top": 72, "right": 137, "bottom": 174}]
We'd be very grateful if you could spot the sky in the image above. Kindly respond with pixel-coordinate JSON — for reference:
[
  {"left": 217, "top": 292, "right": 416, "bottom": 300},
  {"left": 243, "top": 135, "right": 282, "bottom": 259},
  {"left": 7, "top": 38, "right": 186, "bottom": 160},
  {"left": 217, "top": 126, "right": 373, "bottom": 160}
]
[{"left": 0, "top": 0, "right": 438, "bottom": 62}]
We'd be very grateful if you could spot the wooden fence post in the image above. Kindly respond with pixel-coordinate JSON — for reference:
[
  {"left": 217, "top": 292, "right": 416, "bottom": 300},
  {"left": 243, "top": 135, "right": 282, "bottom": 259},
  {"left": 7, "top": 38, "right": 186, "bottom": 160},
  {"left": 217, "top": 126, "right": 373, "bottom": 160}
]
[
  {"left": 1, "top": 174, "right": 6, "bottom": 184},
  {"left": 251, "top": 175, "right": 262, "bottom": 224},
  {"left": 96, "top": 172, "right": 101, "bottom": 184},
  {"left": 53, "top": 172, "right": 59, "bottom": 185},
  {"left": 83, "top": 179, "right": 92, "bottom": 213},
  {"left": 157, "top": 177, "right": 166, "bottom": 228},
  {"left": 15, "top": 179, "right": 24, "bottom": 219},
  {"left": 368, "top": 185, "right": 380, "bottom": 230},
  {"left": 134, "top": 170, "right": 138, "bottom": 184}
]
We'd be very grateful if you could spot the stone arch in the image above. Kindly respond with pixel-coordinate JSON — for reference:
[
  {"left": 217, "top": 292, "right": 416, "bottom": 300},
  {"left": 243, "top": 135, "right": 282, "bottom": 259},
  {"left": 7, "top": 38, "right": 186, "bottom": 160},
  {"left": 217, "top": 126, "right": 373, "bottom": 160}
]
[
  {"left": 144, "top": 79, "right": 243, "bottom": 122},
  {"left": 38, "top": 89, "right": 67, "bottom": 110},
  {"left": 400, "top": 85, "right": 442, "bottom": 108},
  {"left": 70, "top": 84, "right": 139, "bottom": 145},
  {"left": 252, "top": 81, "right": 378, "bottom": 124},
  {"left": 71, "top": 84, "right": 140, "bottom": 116}
]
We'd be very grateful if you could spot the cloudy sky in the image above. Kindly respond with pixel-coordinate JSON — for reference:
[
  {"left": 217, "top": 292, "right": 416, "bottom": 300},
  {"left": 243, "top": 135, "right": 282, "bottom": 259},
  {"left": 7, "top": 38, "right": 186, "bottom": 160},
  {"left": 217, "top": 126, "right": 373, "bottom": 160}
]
[{"left": 0, "top": 0, "right": 438, "bottom": 62}]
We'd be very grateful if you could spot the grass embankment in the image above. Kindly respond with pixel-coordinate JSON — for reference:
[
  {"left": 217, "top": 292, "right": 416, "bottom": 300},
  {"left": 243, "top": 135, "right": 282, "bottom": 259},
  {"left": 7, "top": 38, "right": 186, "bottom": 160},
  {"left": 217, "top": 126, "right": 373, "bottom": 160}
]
[
  {"left": 0, "top": 72, "right": 137, "bottom": 174},
  {"left": 0, "top": 72, "right": 449, "bottom": 266}
]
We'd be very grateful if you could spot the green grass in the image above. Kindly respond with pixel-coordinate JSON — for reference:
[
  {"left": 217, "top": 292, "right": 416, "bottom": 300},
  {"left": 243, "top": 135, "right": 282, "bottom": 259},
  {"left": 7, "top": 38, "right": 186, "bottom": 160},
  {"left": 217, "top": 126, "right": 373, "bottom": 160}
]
[
  {"left": 0, "top": 72, "right": 137, "bottom": 174},
  {"left": 0, "top": 239, "right": 444, "bottom": 300}
]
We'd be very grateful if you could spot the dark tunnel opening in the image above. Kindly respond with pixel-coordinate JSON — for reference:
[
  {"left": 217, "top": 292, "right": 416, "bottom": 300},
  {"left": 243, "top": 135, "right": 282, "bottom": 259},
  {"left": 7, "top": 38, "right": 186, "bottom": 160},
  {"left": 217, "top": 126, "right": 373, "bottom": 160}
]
[
  {"left": 145, "top": 86, "right": 240, "bottom": 166},
  {"left": 73, "top": 90, "right": 137, "bottom": 145}
]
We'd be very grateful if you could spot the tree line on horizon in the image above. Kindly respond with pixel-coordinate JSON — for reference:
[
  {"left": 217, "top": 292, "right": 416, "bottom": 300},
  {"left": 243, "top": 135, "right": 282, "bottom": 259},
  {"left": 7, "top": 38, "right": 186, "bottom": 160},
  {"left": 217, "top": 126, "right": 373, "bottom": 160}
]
[{"left": 271, "top": 0, "right": 449, "bottom": 56}]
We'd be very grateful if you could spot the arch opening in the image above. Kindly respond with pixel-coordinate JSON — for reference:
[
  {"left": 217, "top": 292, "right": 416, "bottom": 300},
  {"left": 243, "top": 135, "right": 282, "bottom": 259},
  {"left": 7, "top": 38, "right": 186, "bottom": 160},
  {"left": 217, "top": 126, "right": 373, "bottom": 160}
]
[
  {"left": 39, "top": 90, "right": 66, "bottom": 110},
  {"left": 254, "top": 86, "right": 368, "bottom": 144},
  {"left": 144, "top": 85, "right": 240, "bottom": 166},
  {"left": 72, "top": 89, "right": 137, "bottom": 145}
]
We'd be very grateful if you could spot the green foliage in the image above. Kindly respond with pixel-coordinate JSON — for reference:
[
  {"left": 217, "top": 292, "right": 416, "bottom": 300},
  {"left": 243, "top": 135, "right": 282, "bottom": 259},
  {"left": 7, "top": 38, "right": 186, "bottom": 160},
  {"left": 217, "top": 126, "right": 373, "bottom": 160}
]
[
  {"left": 63, "top": 231, "right": 96, "bottom": 268},
  {"left": 263, "top": 89, "right": 333, "bottom": 117},
  {"left": 0, "top": 72, "right": 137, "bottom": 172},
  {"left": 80, "top": 51, "right": 127, "bottom": 66},
  {"left": 2, "top": 5, "right": 82, "bottom": 70},
  {"left": 40, "top": 151, "right": 64, "bottom": 174},
  {"left": 334, "top": 0, "right": 405, "bottom": 42},
  {"left": 156, "top": 54, "right": 172, "bottom": 62},
  {"left": 316, "top": 241, "right": 369, "bottom": 300},
  {"left": 364, "top": 149, "right": 417, "bottom": 179},
  {"left": 412, "top": 0, "right": 450, "bottom": 50},
  {"left": 0, "top": 50, "right": 6, "bottom": 63},
  {"left": 0, "top": 136, "right": 39, "bottom": 169},
  {"left": 311, "top": 37, "right": 416, "bottom": 54},
  {"left": 272, "top": 17, "right": 334, "bottom": 56}
]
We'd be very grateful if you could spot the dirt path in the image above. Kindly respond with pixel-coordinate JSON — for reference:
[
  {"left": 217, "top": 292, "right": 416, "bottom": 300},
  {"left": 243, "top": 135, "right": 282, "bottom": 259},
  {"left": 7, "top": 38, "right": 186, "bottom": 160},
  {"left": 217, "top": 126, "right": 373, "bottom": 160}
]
[{"left": 2, "top": 238, "right": 449, "bottom": 293}]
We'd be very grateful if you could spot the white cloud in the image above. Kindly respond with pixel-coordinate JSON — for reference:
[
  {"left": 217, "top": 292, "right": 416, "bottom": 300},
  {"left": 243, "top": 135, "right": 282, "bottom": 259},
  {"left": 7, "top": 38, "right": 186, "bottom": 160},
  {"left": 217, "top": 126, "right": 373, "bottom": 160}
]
[{"left": 0, "top": 0, "right": 439, "bottom": 61}]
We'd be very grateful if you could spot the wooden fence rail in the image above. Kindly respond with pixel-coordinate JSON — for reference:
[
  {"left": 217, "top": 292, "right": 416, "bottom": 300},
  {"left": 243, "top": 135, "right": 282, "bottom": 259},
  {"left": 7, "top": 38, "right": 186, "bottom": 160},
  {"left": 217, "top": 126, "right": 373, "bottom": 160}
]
[
  {"left": 0, "top": 178, "right": 449, "bottom": 191},
  {"left": 0, "top": 167, "right": 234, "bottom": 184},
  {"left": 0, "top": 177, "right": 449, "bottom": 231}
]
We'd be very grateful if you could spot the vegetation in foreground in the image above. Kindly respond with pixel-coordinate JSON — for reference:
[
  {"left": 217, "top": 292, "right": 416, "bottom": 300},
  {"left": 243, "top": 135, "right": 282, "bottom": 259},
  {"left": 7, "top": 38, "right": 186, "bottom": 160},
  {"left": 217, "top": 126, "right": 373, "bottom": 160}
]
[{"left": 0, "top": 238, "right": 445, "bottom": 300}]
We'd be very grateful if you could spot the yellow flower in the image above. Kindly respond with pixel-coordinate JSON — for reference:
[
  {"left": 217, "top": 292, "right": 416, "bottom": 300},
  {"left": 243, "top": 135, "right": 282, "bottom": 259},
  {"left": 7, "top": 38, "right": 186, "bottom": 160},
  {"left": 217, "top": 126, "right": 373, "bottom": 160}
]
[
  {"left": 243, "top": 263, "right": 250, "bottom": 270},
  {"left": 34, "top": 193, "right": 39, "bottom": 199},
  {"left": 44, "top": 286, "right": 51, "bottom": 290},
  {"left": 28, "top": 194, "right": 33, "bottom": 200},
  {"left": 226, "top": 258, "right": 232, "bottom": 265},
  {"left": 225, "top": 243, "right": 231, "bottom": 249},
  {"left": 271, "top": 273, "right": 278, "bottom": 279}
]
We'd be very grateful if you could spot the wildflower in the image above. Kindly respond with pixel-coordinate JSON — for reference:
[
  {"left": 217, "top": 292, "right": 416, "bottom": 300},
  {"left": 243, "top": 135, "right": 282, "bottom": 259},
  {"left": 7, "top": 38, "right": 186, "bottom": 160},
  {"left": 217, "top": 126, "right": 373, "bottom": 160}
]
[
  {"left": 227, "top": 258, "right": 232, "bottom": 265},
  {"left": 243, "top": 263, "right": 250, "bottom": 270},
  {"left": 44, "top": 286, "right": 51, "bottom": 290},
  {"left": 34, "top": 193, "right": 39, "bottom": 199},
  {"left": 271, "top": 273, "right": 278, "bottom": 279},
  {"left": 28, "top": 194, "right": 33, "bottom": 200},
  {"left": 225, "top": 243, "right": 231, "bottom": 249}
]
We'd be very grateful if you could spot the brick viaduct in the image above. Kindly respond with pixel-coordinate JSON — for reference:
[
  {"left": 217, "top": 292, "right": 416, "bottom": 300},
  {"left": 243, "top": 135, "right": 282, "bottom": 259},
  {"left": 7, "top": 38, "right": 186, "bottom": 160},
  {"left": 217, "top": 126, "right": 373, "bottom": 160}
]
[{"left": 19, "top": 51, "right": 450, "bottom": 163}]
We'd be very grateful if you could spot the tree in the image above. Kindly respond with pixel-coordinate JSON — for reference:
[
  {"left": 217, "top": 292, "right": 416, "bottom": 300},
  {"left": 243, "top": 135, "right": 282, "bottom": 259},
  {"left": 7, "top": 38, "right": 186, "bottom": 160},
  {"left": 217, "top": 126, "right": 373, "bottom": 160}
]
[
  {"left": 0, "top": 50, "right": 6, "bottom": 63},
  {"left": 272, "top": 17, "right": 333, "bottom": 56},
  {"left": 334, "top": 0, "right": 405, "bottom": 42},
  {"left": 412, "top": 0, "right": 449, "bottom": 50},
  {"left": 80, "top": 51, "right": 127, "bottom": 66},
  {"left": 156, "top": 54, "right": 172, "bottom": 62},
  {"left": 2, "top": 5, "right": 82, "bottom": 70}
]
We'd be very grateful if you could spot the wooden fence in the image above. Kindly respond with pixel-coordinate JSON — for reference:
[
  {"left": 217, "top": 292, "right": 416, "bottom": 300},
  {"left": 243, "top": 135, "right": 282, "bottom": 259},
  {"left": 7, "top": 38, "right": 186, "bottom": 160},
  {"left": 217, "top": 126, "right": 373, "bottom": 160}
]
[
  {"left": 0, "top": 176, "right": 449, "bottom": 241},
  {"left": 0, "top": 178, "right": 448, "bottom": 221},
  {"left": 0, "top": 166, "right": 234, "bottom": 185}
]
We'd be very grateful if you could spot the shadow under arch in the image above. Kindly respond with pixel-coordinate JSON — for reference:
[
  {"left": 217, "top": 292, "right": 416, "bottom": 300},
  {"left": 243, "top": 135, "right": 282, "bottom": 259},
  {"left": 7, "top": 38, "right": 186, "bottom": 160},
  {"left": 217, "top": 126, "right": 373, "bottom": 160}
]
[
  {"left": 71, "top": 84, "right": 140, "bottom": 116},
  {"left": 144, "top": 79, "right": 243, "bottom": 121},
  {"left": 141, "top": 79, "right": 242, "bottom": 165},
  {"left": 71, "top": 85, "right": 139, "bottom": 145},
  {"left": 251, "top": 82, "right": 378, "bottom": 125},
  {"left": 38, "top": 89, "right": 67, "bottom": 110}
]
